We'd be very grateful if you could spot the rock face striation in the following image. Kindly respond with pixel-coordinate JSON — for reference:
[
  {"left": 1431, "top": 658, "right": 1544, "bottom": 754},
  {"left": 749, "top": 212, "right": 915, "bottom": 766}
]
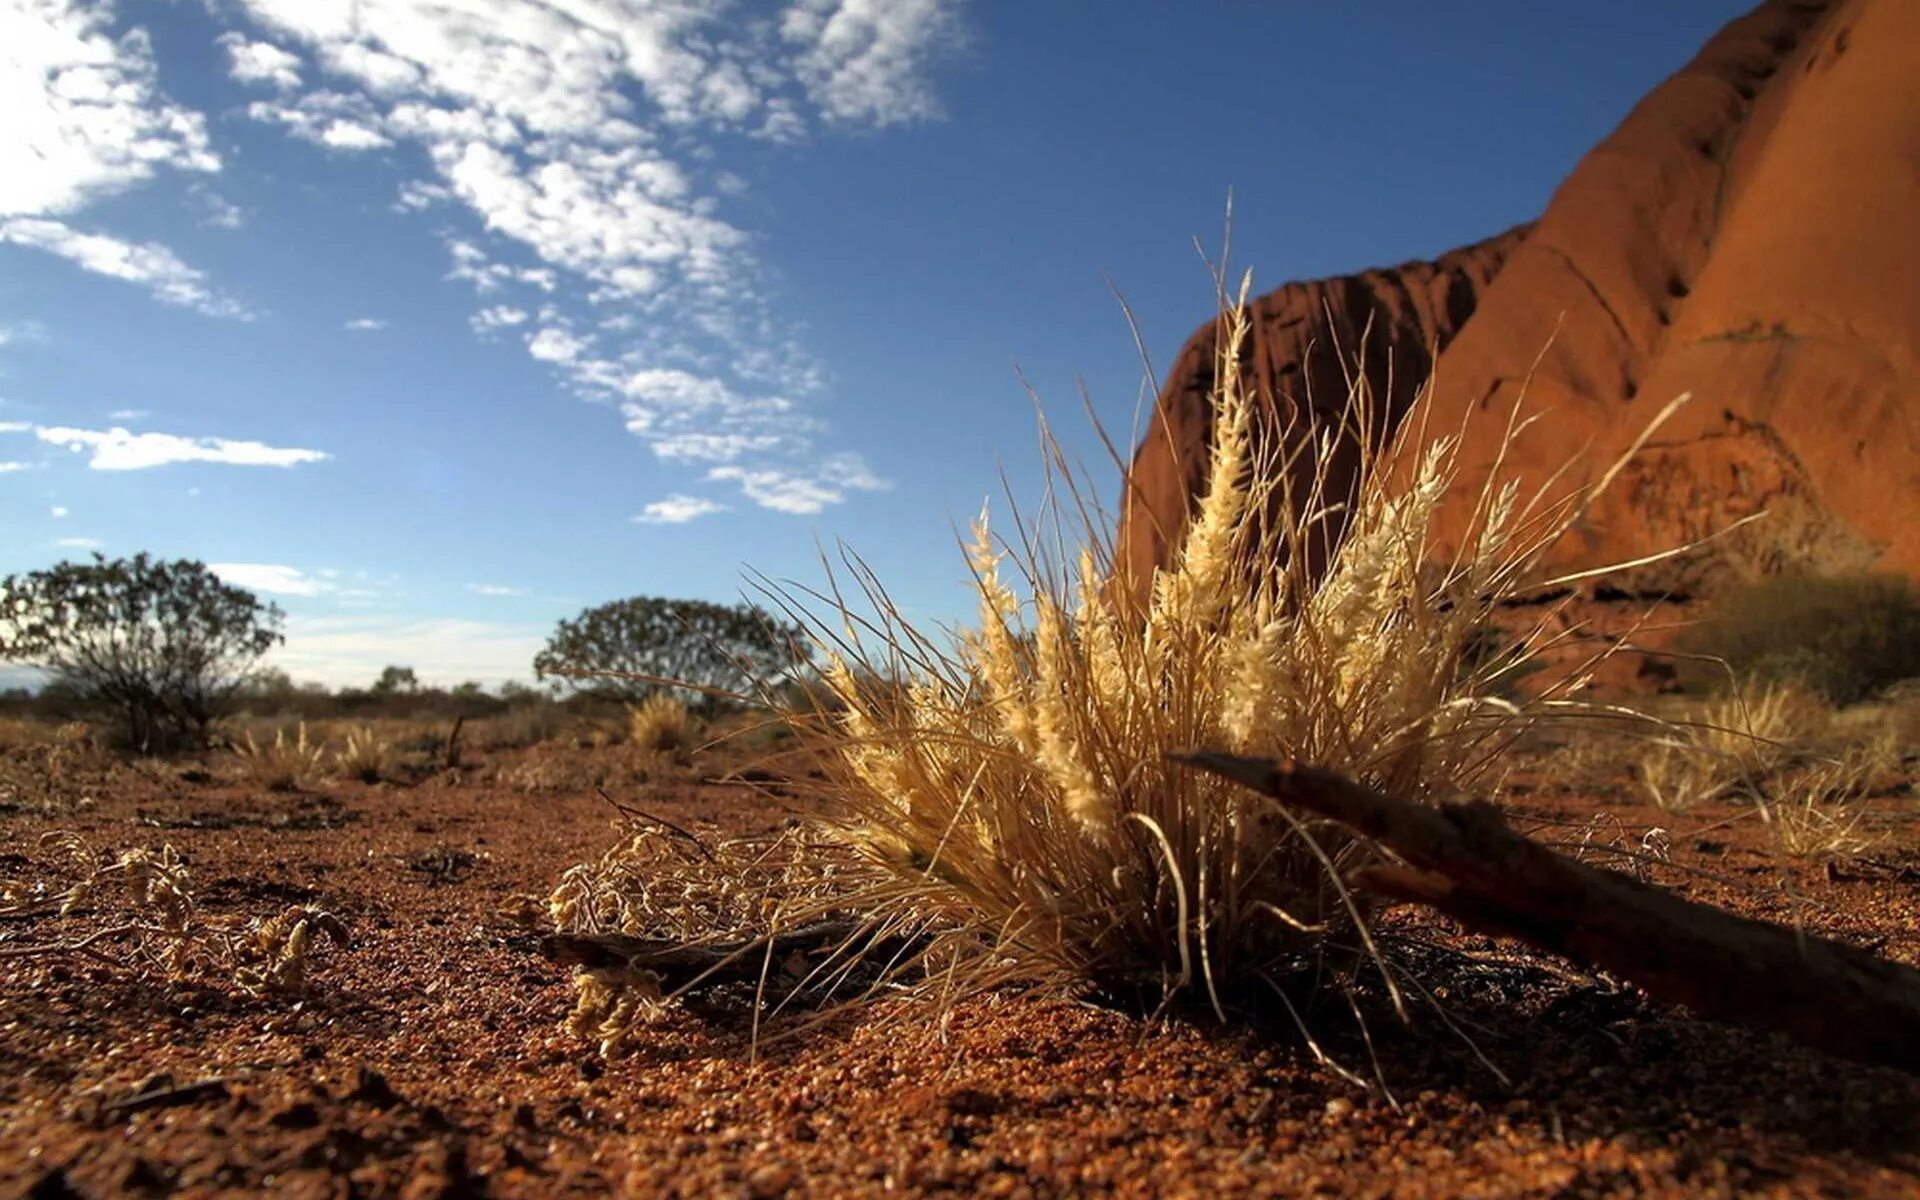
[{"left": 1117, "top": 0, "right": 1919, "bottom": 597}]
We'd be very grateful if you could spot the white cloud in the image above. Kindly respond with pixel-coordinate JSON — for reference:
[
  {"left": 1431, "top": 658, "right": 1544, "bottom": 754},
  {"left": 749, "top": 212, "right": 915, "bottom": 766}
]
[
  {"left": 469, "top": 304, "right": 528, "bottom": 333},
  {"left": 0, "top": 461, "right": 32, "bottom": 473},
  {"left": 218, "top": 33, "right": 302, "bottom": 91},
  {"left": 194, "top": 187, "right": 245, "bottom": 228},
  {"left": 783, "top": 0, "right": 965, "bottom": 126},
  {"left": 53, "top": 535, "right": 100, "bottom": 549},
  {"left": 648, "top": 431, "right": 783, "bottom": 463},
  {"left": 466, "top": 582, "right": 527, "bottom": 597},
  {"left": 0, "top": 0, "right": 219, "bottom": 218},
  {"left": 0, "top": 421, "right": 30, "bottom": 434},
  {"left": 272, "top": 614, "right": 546, "bottom": 688},
  {"left": 34, "top": 424, "right": 329, "bottom": 470},
  {"left": 635, "top": 494, "right": 726, "bottom": 524},
  {"left": 246, "top": 92, "right": 394, "bottom": 151},
  {"left": 526, "top": 325, "right": 587, "bottom": 364},
  {"left": 108, "top": 408, "right": 149, "bottom": 420},
  {"left": 344, "top": 316, "right": 388, "bottom": 331},
  {"left": 210, "top": 0, "right": 964, "bottom": 514},
  {"left": 49, "top": 505, "right": 68, "bottom": 517},
  {"left": 208, "top": 562, "right": 331, "bottom": 597},
  {"left": 708, "top": 452, "right": 889, "bottom": 514},
  {"left": 0, "top": 218, "right": 251, "bottom": 318}
]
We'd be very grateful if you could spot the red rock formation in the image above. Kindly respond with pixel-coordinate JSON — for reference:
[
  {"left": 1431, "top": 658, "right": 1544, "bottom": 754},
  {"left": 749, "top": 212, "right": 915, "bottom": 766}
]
[
  {"left": 1116, "top": 227, "right": 1527, "bottom": 600},
  {"left": 1118, "top": 0, "right": 1919, "bottom": 596}
]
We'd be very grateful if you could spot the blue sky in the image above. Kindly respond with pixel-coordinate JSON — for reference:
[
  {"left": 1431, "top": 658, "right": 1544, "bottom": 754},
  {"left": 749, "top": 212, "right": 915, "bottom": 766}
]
[{"left": 1, "top": 0, "right": 1749, "bottom": 687}]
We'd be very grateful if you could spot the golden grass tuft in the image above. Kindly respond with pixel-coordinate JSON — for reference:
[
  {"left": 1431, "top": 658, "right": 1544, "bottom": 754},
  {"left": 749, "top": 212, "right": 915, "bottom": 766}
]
[
  {"left": 229, "top": 722, "right": 329, "bottom": 792},
  {"left": 738, "top": 278, "right": 1686, "bottom": 1017},
  {"left": 333, "top": 724, "right": 398, "bottom": 783},
  {"left": 627, "top": 693, "right": 695, "bottom": 760}
]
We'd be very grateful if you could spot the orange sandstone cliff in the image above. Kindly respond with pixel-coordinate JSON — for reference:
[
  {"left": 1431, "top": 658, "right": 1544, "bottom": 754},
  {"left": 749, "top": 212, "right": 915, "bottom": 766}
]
[{"left": 1117, "top": 0, "right": 1918, "bottom": 596}]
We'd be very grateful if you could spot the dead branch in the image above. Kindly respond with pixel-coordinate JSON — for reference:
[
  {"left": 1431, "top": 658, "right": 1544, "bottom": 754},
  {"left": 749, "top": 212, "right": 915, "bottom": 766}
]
[{"left": 1176, "top": 751, "right": 1920, "bottom": 1073}]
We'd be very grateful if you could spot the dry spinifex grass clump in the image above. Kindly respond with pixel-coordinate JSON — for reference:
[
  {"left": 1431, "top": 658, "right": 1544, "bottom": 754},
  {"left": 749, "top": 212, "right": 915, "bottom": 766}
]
[
  {"left": 627, "top": 693, "right": 695, "bottom": 760},
  {"left": 555, "top": 279, "right": 1677, "bottom": 1040},
  {"left": 769, "top": 281, "right": 1674, "bottom": 1012}
]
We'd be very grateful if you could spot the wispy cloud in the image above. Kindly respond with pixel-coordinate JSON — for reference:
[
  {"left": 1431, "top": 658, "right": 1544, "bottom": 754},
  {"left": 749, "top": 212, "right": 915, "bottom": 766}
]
[
  {"left": 784, "top": 0, "right": 968, "bottom": 126},
  {"left": 0, "top": 0, "right": 218, "bottom": 219},
  {"left": 343, "top": 316, "right": 388, "bottom": 331},
  {"left": 1, "top": 1, "right": 244, "bottom": 317},
  {"left": 208, "top": 563, "right": 331, "bottom": 597},
  {"left": 469, "top": 305, "right": 528, "bottom": 333},
  {"left": 49, "top": 505, "right": 69, "bottom": 518},
  {"left": 53, "top": 536, "right": 101, "bottom": 550},
  {"left": 635, "top": 494, "right": 728, "bottom": 525},
  {"left": 32, "top": 425, "right": 329, "bottom": 470},
  {"left": 707, "top": 452, "right": 889, "bottom": 515},
  {"left": 0, "top": 461, "right": 32, "bottom": 474},
  {"left": 107, "top": 408, "right": 150, "bottom": 421},
  {"left": 217, "top": 32, "right": 302, "bottom": 91},
  {"left": 217, "top": 0, "right": 964, "bottom": 512},
  {"left": 0, "top": 320, "right": 48, "bottom": 347},
  {"left": 0, "top": 219, "right": 251, "bottom": 318},
  {"left": 466, "top": 582, "right": 528, "bottom": 597}
]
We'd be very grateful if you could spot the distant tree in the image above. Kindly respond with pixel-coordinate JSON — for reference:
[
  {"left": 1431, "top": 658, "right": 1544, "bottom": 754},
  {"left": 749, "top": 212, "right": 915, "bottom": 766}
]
[
  {"left": 370, "top": 665, "right": 419, "bottom": 696},
  {"left": 533, "top": 596, "right": 806, "bottom": 706},
  {"left": 0, "top": 553, "right": 284, "bottom": 752}
]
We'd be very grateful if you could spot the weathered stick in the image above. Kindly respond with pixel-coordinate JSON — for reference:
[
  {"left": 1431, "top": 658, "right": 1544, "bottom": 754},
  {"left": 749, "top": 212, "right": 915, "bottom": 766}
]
[{"left": 1176, "top": 751, "right": 1920, "bottom": 1073}]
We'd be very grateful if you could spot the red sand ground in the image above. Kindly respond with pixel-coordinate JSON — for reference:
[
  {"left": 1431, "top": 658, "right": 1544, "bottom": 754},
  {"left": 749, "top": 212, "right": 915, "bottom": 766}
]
[{"left": 2, "top": 737, "right": 1917, "bottom": 1198}]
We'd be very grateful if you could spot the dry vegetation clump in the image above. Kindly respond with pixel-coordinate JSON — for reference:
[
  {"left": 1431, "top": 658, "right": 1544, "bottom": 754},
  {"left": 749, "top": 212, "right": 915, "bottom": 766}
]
[
  {"left": 627, "top": 693, "right": 696, "bottom": 761},
  {"left": 334, "top": 724, "right": 399, "bottom": 783},
  {"left": 555, "top": 279, "right": 1691, "bottom": 1042},
  {"left": 0, "top": 720, "right": 107, "bottom": 813},
  {"left": 0, "top": 832, "right": 347, "bottom": 993},
  {"left": 1627, "top": 678, "right": 1908, "bottom": 857},
  {"left": 548, "top": 824, "right": 876, "bottom": 1054},
  {"left": 228, "top": 722, "right": 329, "bottom": 792}
]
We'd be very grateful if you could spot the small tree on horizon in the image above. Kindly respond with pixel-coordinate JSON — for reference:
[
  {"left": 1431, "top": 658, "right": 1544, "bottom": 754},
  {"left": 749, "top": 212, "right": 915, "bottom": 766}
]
[
  {"left": 370, "top": 664, "right": 420, "bottom": 696},
  {"left": 533, "top": 595, "right": 806, "bottom": 706},
  {"left": 0, "top": 553, "right": 285, "bottom": 752}
]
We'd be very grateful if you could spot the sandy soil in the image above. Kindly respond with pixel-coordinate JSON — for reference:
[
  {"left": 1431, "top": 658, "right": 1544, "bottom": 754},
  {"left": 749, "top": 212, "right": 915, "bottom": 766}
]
[{"left": 2, "top": 740, "right": 1917, "bottom": 1199}]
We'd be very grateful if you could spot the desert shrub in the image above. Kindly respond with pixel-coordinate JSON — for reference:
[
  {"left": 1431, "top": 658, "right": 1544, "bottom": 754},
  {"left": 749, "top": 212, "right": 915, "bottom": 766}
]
[
  {"left": 334, "top": 725, "right": 397, "bottom": 783},
  {"left": 534, "top": 595, "right": 807, "bottom": 706},
  {"left": 0, "top": 554, "right": 284, "bottom": 753},
  {"left": 556, "top": 286, "right": 1682, "bottom": 1040},
  {"left": 1681, "top": 572, "right": 1920, "bottom": 704},
  {"left": 229, "top": 723, "right": 328, "bottom": 792},
  {"left": 626, "top": 693, "right": 695, "bottom": 758}
]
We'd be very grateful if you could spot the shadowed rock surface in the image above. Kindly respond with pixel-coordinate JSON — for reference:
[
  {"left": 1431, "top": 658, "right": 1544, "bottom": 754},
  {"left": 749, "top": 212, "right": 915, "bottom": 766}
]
[{"left": 1118, "top": 0, "right": 1918, "bottom": 596}]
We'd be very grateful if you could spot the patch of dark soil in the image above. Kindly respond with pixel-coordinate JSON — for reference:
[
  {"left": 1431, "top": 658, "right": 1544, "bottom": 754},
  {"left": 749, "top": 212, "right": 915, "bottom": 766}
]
[{"left": 407, "top": 847, "right": 481, "bottom": 885}]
